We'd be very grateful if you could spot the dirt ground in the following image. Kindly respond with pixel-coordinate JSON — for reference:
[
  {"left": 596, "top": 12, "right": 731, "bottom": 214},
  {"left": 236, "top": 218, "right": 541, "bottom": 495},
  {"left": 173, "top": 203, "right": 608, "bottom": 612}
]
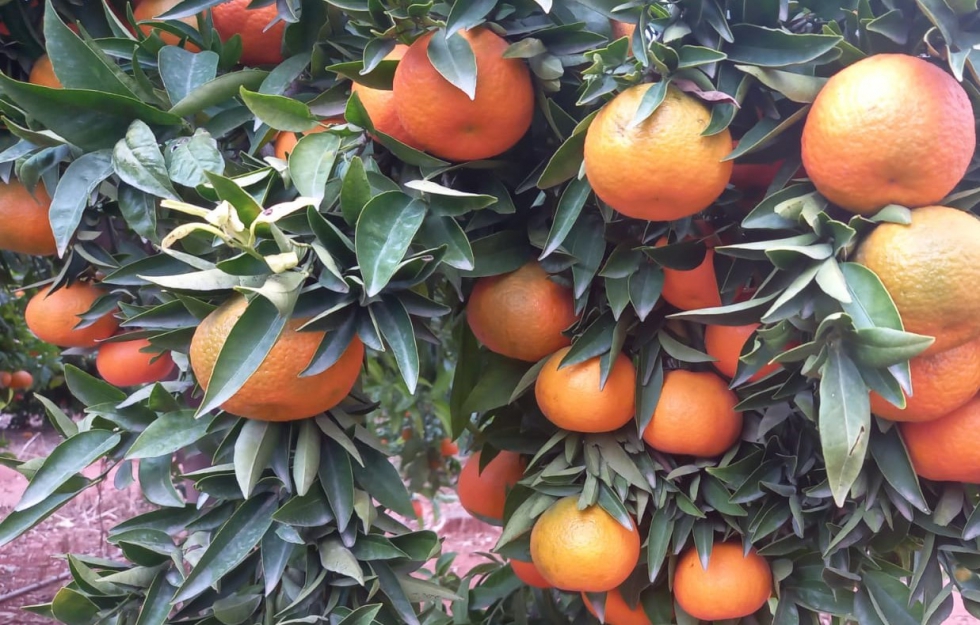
[{"left": 0, "top": 430, "right": 976, "bottom": 624}]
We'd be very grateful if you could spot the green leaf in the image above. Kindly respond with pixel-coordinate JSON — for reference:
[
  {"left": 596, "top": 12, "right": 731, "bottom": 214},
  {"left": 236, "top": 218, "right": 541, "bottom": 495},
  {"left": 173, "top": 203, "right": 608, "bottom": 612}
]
[
  {"left": 203, "top": 171, "right": 263, "bottom": 226},
  {"left": 630, "top": 80, "right": 670, "bottom": 127},
  {"left": 839, "top": 263, "right": 903, "bottom": 331},
  {"left": 537, "top": 112, "right": 596, "bottom": 189},
  {"left": 629, "top": 264, "right": 664, "bottom": 322},
  {"left": 427, "top": 30, "right": 478, "bottom": 100},
  {"left": 0, "top": 475, "right": 87, "bottom": 548},
  {"left": 138, "top": 454, "right": 184, "bottom": 508},
  {"left": 159, "top": 47, "right": 219, "bottom": 105},
  {"left": 340, "top": 157, "right": 371, "bottom": 226},
  {"left": 16, "top": 430, "right": 120, "bottom": 511},
  {"left": 819, "top": 343, "right": 871, "bottom": 507},
  {"left": 735, "top": 65, "right": 827, "bottom": 103},
  {"left": 418, "top": 215, "right": 475, "bottom": 271},
  {"left": 113, "top": 120, "right": 180, "bottom": 201},
  {"left": 288, "top": 132, "right": 341, "bottom": 201},
  {"left": 49, "top": 150, "right": 114, "bottom": 256},
  {"left": 167, "top": 129, "right": 224, "bottom": 187},
  {"left": 327, "top": 59, "right": 399, "bottom": 90},
  {"left": 261, "top": 530, "right": 294, "bottom": 596},
  {"left": 320, "top": 437, "right": 355, "bottom": 533},
  {"left": 724, "top": 25, "right": 842, "bottom": 67},
  {"left": 351, "top": 443, "right": 415, "bottom": 517},
  {"left": 135, "top": 571, "right": 176, "bottom": 625},
  {"left": 355, "top": 191, "right": 426, "bottom": 297},
  {"left": 51, "top": 587, "right": 99, "bottom": 625},
  {"left": 293, "top": 420, "right": 321, "bottom": 497},
  {"left": 869, "top": 423, "right": 928, "bottom": 514},
  {"left": 169, "top": 70, "right": 269, "bottom": 117},
  {"left": 118, "top": 185, "right": 159, "bottom": 242},
  {"left": 234, "top": 420, "right": 281, "bottom": 498},
  {"left": 849, "top": 327, "right": 934, "bottom": 368},
  {"left": 647, "top": 507, "right": 673, "bottom": 582},
  {"left": 35, "top": 394, "right": 78, "bottom": 439},
  {"left": 445, "top": 0, "right": 497, "bottom": 36},
  {"left": 372, "top": 297, "right": 420, "bottom": 394},
  {"left": 374, "top": 561, "right": 421, "bottom": 625},
  {"left": 541, "top": 177, "right": 591, "bottom": 258},
  {"left": 240, "top": 88, "right": 317, "bottom": 132},
  {"left": 319, "top": 538, "right": 365, "bottom": 584}
]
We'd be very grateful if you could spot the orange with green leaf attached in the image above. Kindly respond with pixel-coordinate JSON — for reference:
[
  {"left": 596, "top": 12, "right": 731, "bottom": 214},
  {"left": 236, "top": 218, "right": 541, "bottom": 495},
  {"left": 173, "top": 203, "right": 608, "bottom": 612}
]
[
  {"left": 582, "top": 589, "right": 653, "bottom": 625},
  {"left": 456, "top": 450, "right": 525, "bottom": 525},
  {"left": 535, "top": 347, "right": 635, "bottom": 433},
  {"left": 25, "top": 282, "right": 119, "bottom": 348},
  {"left": 673, "top": 543, "right": 772, "bottom": 621},
  {"left": 211, "top": 0, "right": 284, "bottom": 66}
]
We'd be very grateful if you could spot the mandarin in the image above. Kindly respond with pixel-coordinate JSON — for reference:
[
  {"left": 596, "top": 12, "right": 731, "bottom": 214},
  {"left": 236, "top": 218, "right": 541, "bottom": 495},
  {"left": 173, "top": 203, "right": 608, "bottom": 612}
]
[
  {"left": 211, "top": 0, "right": 285, "bottom": 66},
  {"left": 25, "top": 282, "right": 119, "bottom": 348},
  {"left": 456, "top": 450, "right": 525, "bottom": 525},
  {"left": 583, "top": 589, "right": 653, "bottom": 625},
  {"left": 534, "top": 347, "right": 635, "bottom": 433},
  {"left": 0, "top": 180, "right": 56, "bottom": 256},
  {"left": 510, "top": 559, "right": 551, "bottom": 589},
  {"left": 901, "top": 396, "right": 980, "bottom": 483},
  {"left": 704, "top": 323, "right": 781, "bottom": 382},
  {"left": 29, "top": 55, "right": 61, "bottom": 88},
  {"left": 673, "top": 543, "right": 772, "bottom": 621},
  {"left": 657, "top": 239, "right": 721, "bottom": 311},
  {"left": 132, "top": 0, "right": 200, "bottom": 50},
  {"left": 352, "top": 44, "right": 418, "bottom": 147},
  {"left": 642, "top": 370, "right": 742, "bottom": 457},
  {"left": 96, "top": 338, "right": 176, "bottom": 387}
]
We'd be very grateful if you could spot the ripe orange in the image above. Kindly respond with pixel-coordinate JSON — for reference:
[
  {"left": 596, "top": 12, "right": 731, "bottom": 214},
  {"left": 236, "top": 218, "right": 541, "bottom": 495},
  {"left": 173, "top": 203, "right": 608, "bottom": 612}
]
[
  {"left": 189, "top": 295, "right": 364, "bottom": 421},
  {"left": 510, "top": 559, "right": 551, "bottom": 589},
  {"left": 704, "top": 323, "right": 780, "bottom": 382},
  {"left": 855, "top": 206, "right": 980, "bottom": 355},
  {"left": 273, "top": 124, "right": 331, "bottom": 160},
  {"left": 392, "top": 27, "right": 534, "bottom": 161},
  {"left": 673, "top": 543, "right": 772, "bottom": 621},
  {"left": 0, "top": 372, "right": 11, "bottom": 388},
  {"left": 657, "top": 238, "right": 721, "bottom": 311},
  {"left": 609, "top": 21, "right": 636, "bottom": 41},
  {"left": 870, "top": 336, "right": 980, "bottom": 422},
  {"left": 584, "top": 85, "right": 732, "bottom": 221},
  {"left": 9, "top": 370, "right": 33, "bottom": 390},
  {"left": 730, "top": 141, "right": 783, "bottom": 194},
  {"left": 801, "top": 54, "right": 974, "bottom": 215},
  {"left": 530, "top": 496, "right": 640, "bottom": 592},
  {"left": 132, "top": 0, "right": 200, "bottom": 50},
  {"left": 211, "top": 0, "right": 285, "bottom": 66},
  {"left": 642, "top": 370, "right": 742, "bottom": 457},
  {"left": 456, "top": 450, "right": 525, "bottom": 525},
  {"left": 466, "top": 262, "right": 578, "bottom": 362},
  {"left": 535, "top": 347, "right": 635, "bottom": 433},
  {"left": 25, "top": 282, "right": 119, "bottom": 348},
  {"left": 901, "top": 396, "right": 980, "bottom": 483},
  {"left": 582, "top": 589, "right": 652, "bottom": 625},
  {"left": 439, "top": 437, "right": 458, "bottom": 456},
  {"left": 0, "top": 180, "right": 56, "bottom": 256},
  {"left": 96, "top": 338, "right": 176, "bottom": 387},
  {"left": 29, "top": 55, "right": 61, "bottom": 88},
  {"left": 351, "top": 45, "right": 419, "bottom": 147}
]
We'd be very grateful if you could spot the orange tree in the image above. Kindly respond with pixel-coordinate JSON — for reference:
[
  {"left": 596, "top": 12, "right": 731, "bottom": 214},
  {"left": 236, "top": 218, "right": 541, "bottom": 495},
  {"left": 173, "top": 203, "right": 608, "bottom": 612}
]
[{"left": 1, "top": 0, "right": 980, "bottom": 624}]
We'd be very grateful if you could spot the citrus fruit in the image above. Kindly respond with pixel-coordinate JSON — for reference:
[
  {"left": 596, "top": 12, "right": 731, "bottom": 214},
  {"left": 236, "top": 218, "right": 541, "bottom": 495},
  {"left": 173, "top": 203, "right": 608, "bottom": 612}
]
[
  {"left": 582, "top": 589, "right": 652, "bottom": 625},
  {"left": 25, "top": 282, "right": 119, "bottom": 348},
  {"left": 351, "top": 44, "right": 419, "bottom": 147},
  {"left": 673, "top": 543, "right": 772, "bottom": 621},
  {"left": 534, "top": 347, "right": 635, "bottom": 433},
  {"left": 211, "top": 0, "right": 285, "bottom": 66},
  {"left": 96, "top": 338, "right": 176, "bottom": 387},
  {"left": 29, "top": 55, "right": 61, "bottom": 88},
  {"left": 657, "top": 239, "right": 721, "bottom": 311},
  {"left": 189, "top": 295, "right": 364, "bottom": 421},
  {"left": 870, "top": 336, "right": 980, "bottom": 422},
  {"left": 132, "top": 0, "right": 200, "bottom": 50},
  {"left": 801, "top": 54, "right": 974, "bottom": 215},
  {"left": 456, "top": 450, "right": 525, "bottom": 525},
  {"left": 9, "top": 371, "right": 33, "bottom": 390},
  {"left": 704, "top": 323, "right": 780, "bottom": 382},
  {"left": 510, "top": 559, "right": 551, "bottom": 589},
  {"left": 439, "top": 437, "right": 458, "bottom": 456},
  {"left": 530, "top": 496, "right": 640, "bottom": 592},
  {"left": 610, "top": 21, "right": 636, "bottom": 41},
  {"left": 0, "top": 372, "right": 11, "bottom": 388},
  {"left": 0, "top": 180, "right": 56, "bottom": 256},
  {"left": 584, "top": 85, "right": 733, "bottom": 221},
  {"left": 642, "top": 370, "right": 742, "bottom": 457},
  {"left": 466, "top": 261, "right": 578, "bottom": 362},
  {"left": 901, "top": 396, "right": 980, "bottom": 483},
  {"left": 392, "top": 27, "right": 534, "bottom": 161},
  {"left": 730, "top": 141, "right": 783, "bottom": 194},
  {"left": 855, "top": 205, "right": 980, "bottom": 355},
  {"left": 273, "top": 124, "right": 330, "bottom": 160}
]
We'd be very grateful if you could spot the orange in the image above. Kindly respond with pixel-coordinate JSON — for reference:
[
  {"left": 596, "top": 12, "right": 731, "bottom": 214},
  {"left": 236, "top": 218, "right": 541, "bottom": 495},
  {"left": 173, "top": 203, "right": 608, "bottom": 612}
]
[
  {"left": 9, "top": 370, "right": 33, "bottom": 390},
  {"left": 25, "top": 282, "right": 119, "bottom": 348},
  {"left": 351, "top": 45, "right": 419, "bottom": 147},
  {"left": 211, "top": 0, "right": 285, "bottom": 66},
  {"left": 132, "top": 0, "right": 200, "bottom": 50},
  {"left": 189, "top": 295, "right": 364, "bottom": 421},
  {"left": 510, "top": 559, "right": 551, "bottom": 589},
  {"left": 534, "top": 347, "right": 635, "bottom": 433},
  {"left": 583, "top": 589, "right": 652, "bottom": 625},
  {"left": 870, "top": 336, "right": 980, "bottom": 422},
  {"left": 439, "top": 437, "right": 458, "bottom": 456},
  {"left": 901, "top": 396, "right": 980, "bottom": 483},
  {"left": 0, "top": 180, "right": 56, "bottom": 256},
  {"left": 530, "top": 496, "right": 640, "bottom": 592},
  {"left": 801, "top": 54, "right": 974, "bottom": 215},
  {"left": 393, "top": 27, "right": 534, "bottom": 161},
  {"left": 29, "top": 55, "right": 61, "bottom": 88},
  {"left": 730, "top": 141, "right": 783, "bottom": 193},
  {"left": 467, "top": 261, "right": 578, "bottom": 362},
  {"left": 584, "top": 85, "right": 732, "bottom": 221},
  {"left": 704, "top": 323, "right": 780, "bottom": 382},
  {"left": 657, "top": 238, "right": 721, "bottom": 311},
  {"left": 855, "top": 206, "right": 980, "bottom": 355},
  {"left": 673, "top": 543, "right": 772, "bottom": 621},
  {"left": 609, "top": 21, "right": 636, "bottom": 41},
  {"left": 96, "top": 338, "right": 176, "bottom": 387},
  {"left": 273, "top": 124, "right": 330, "bottom": 160},
  {"left": 642, "top": 370, "right": 742, "bottom": 457},
  {"left": 0, "top": 372, "right": 11, "bottom": 388},
  {"left": 456, "top": 450, "right": 525, "bottom": 525}
]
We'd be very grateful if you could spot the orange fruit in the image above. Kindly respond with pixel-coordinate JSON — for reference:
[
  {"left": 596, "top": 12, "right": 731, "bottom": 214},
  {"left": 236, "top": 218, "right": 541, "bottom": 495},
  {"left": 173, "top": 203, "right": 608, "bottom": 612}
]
[
  {"left": 211, "top": 0, "right": 285, "bottom": 66},
  {"left": 29, "top": 55, "right": 61, "bottom": 88},
  {"left": 901, "top": 396, "right": 980, "bottom": 483},
  {"left": 870, "top": 336, "right": 980, "bottom": 422},
  {"left": 855, "top": 206, "right": 980, "bottom": 355},
  {"left": 96, "top": 338, "right": 176, "bottom": 387},
  {"left": 132, "top": 0, "right": 200, "bottom": 50},
  {"left": 0, "top": 372, "right": 11, "bottom": 388},
  {"left": 25, "top": 282, "right": 119, "bottom": 348},
  {"left": 704, "top": 323, "right": 780, "bottom": 382},
  {"left": 657, "top": 238, "right": 721, "bottom": 311},
  {"left": 0, "top": 180, "right": 56, "bottom": 256},
  {"left": 534, "top": 347, "right": 635, "bottom": 433},
  {"left": 439, "top": 437, "right": 458, "bottom": 456},
  {"left": 642, "top": 370, "right": 742, "bottom": 457},
  {"left": 584, "top": 85, "right": 733, "bottom": 221},
  {"left": 730, "top": 141, "right": 783, "bottom": 193},
  {"left": 582, "top": 589, "right": 652, "bottom": 625},
  {"left": 609, "top": 21, "right": 636, "bottom": 41},
  {"left": 189, "top": 295, "right": 364, "bottom": 421},
  {"left": 801, "top": 54, "right": 974, "bottom": 215},
  {"left": 456, "top": 450, "right": 525, "bottom": 525},
  {"left": 9, "top": 370, "right": 33, "bottom": 390},
  {"left": 392, "top": 27, "right": 534, "bottom": 161},
  {"left": 510, "top": 559, "right": 551, "bottom": 589},
  {"left": 530, "top": 496, "right": 640, "bottom": 592},
  {"left": 466, "top": 261, "right": 578, "bottom": 362},
  {"left": 673, "top": 543, "right": 772, "bottom": 621},
  {"left": 273, "top": 124, "right": 330, "bottom": 160},
  {"left": 351, "top": 44, "right": 419, "bottom": 147}
]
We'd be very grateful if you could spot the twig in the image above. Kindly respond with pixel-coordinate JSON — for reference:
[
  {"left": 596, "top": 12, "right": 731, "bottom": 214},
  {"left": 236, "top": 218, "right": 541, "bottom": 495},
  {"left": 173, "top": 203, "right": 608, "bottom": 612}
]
[{"left": 0, "top": 572, "right": 71, "bottom": 604}]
